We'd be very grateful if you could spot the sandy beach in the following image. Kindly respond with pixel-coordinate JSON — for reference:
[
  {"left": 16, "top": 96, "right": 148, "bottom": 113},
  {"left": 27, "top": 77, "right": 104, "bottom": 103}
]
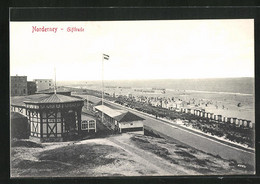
[
  {"left": 76, "top": 85, "right": 254, "bottom": 123},
  {"left": 166, "top": 89, "right": 254, "bottom": 123}
]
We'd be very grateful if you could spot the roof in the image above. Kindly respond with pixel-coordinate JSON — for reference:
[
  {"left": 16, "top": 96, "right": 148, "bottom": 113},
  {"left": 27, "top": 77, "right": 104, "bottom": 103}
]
[
  {"left": 11, "top": 112, "right": 27, "bottom": 119},
  {"left": 114, "top": 111, "right": 144, "bottom": 122},
  {"left": 11, "top": 94, "right": 83, "bottom": 107},
  {"left": 74, "top": 94, "right": 117, "bottom": 108},
  {"left": 95, "top": 105, "right": 144, "bottom": 122},
  {"left": 11, "top": 94, "right": 49, "bottom": 107},
  {"left": 95, "top": 105, "right": 126, "bottom": 118},
  {"left": 27, "top": 94, "right": 83, "bottom": 104}
]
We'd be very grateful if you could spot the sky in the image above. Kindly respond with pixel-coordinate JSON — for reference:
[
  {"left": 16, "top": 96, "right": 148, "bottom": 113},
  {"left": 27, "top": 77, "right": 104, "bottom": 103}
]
[{"left": 10, "top": 19, "right": 254, "bottom": 81}]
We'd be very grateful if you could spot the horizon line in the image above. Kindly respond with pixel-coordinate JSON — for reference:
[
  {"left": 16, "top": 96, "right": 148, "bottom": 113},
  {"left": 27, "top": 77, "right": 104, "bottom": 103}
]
[{"left": 55, "top": 76, "right": 254, "bottom": 82}]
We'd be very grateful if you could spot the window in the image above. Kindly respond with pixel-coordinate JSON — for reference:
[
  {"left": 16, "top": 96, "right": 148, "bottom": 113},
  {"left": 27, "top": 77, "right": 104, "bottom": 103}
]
[
  {"left": 23, "top": 89, "right": 26, "bottom": 94},
  {"left": 89, "top": 120, "right": 95, "bottom": 128},
  {"left": 49, "top": 84, "right": 51, "bottom": 86},
  {"left": 81, "top": 120, "right": 88, "bottom": 130}
]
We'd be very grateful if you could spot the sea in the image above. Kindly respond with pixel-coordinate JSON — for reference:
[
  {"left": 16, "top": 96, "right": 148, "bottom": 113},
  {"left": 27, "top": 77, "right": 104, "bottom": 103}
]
[
  {"left": 102, "top": 78, "right": 254, "bottom": 95},
  {"left": 62, "top": 77, "right": 255, "bottom": 122},
  {"left": 61, "top": 77, "right": 254, "bottom": 94}
]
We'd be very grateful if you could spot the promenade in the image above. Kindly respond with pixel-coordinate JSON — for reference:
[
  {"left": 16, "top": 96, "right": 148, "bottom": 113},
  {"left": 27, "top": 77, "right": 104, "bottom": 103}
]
[{"left": 103, "top": 99, "right": 255, "bottom": 166}]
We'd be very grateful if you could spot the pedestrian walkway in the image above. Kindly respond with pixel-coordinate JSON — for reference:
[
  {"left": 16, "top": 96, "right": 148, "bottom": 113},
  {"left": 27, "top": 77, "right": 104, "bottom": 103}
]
[{"left": 105, "top": 100, "right": 255, "bottom": 166}]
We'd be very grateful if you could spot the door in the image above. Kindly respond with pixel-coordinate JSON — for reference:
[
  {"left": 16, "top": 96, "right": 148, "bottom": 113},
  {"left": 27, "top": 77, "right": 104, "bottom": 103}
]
[{"left": 64, "top": 111, "right": 76, "bottom": 132}]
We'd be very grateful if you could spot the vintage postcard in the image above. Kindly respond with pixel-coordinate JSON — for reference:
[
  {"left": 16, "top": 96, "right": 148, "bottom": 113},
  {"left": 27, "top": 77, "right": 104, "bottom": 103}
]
[{"left": 10, "top": 19, "right": 255, "bottom": 177}]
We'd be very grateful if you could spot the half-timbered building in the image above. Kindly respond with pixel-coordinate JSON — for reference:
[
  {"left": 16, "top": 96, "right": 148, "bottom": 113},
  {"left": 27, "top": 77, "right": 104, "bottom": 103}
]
[{"left": 11, "top": 93, "right": 84, "bottom": 142}]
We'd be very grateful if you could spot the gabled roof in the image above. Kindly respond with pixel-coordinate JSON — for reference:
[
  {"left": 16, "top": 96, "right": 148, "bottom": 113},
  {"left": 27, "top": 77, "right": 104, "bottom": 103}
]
[{"left": 114, "top": 111, "right": 144, "bottom": 122}]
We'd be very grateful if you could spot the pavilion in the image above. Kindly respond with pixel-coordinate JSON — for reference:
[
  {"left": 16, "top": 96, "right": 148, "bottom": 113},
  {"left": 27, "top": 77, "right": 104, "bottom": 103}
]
[{"left": 11, "top": 93, "right": 84, "bottom": 142}]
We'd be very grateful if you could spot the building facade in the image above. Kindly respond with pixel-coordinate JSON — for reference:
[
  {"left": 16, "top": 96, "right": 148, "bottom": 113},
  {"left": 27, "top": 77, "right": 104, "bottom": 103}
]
[
  {"left": 11, "top": 75, "right": 28, "bottom": 96},
  {"left": 81, "top": 115, "right": 96, "bottom": 133},
  {"left": 11, "top": 93, "right": 85, "bottom": 142},
  {"left": 27, "top": 81, "right": 37, "bottom": 95},
  {"left": 34, "top": 79, "right": 54, "bottom": 92}
]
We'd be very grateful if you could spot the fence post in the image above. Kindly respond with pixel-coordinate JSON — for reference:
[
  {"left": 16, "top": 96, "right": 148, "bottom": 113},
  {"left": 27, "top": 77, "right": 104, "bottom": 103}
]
[
  {"left": 247, "top": 120, "right": 251, "bottom": 128},
  {"left": 232, "top": 118, "right": 237, "bottom": 125},
  {"left": 218, "top": 115, "right": 222, "bottom": 122},
  {"left": 193, "top": 109, "right": 196, "bottom": 115},
  {"left": 243, "top": 120, "right": 247, "bottom": 127},
  {"left": 210, "top": 113, "right": 214, "bottom": 120},
  {"left": 214, "top": 115, "right": 217, "bottom": 121},
  {"left": 238, "top": 119, "right": 242, "bottom": 126}
]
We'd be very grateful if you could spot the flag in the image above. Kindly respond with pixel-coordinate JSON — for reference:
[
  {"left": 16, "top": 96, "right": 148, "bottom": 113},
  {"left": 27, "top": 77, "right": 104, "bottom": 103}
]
[{"left": 103, "top": 54, "right": 109, "bottom": 60}]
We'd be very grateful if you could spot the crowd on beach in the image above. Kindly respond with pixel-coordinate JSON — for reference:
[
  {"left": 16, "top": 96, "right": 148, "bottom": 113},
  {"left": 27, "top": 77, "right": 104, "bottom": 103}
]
[
  {"left": 79, "top": 85, "right": 254, "bottom": 123},
  {"left": 109, "top": 89, "right": 254, "bottom": 124}
]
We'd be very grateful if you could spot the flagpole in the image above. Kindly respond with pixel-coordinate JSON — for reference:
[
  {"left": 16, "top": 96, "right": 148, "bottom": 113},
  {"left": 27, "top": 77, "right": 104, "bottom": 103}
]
[
  {"left": 86, "top": 82, "right": 89, "bottom": 110},
  {"left": 54, "top": 67, "right": 57, "bottom": 94},
  {"left": 102, "top": 54, "right": 104, "bottom": 123}
]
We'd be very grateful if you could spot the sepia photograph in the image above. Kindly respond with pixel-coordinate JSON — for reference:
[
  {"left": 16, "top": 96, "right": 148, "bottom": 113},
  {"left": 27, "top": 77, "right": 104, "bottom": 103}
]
[{"left": 10, "top": 19, "right": 255, "bottom": 177}]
